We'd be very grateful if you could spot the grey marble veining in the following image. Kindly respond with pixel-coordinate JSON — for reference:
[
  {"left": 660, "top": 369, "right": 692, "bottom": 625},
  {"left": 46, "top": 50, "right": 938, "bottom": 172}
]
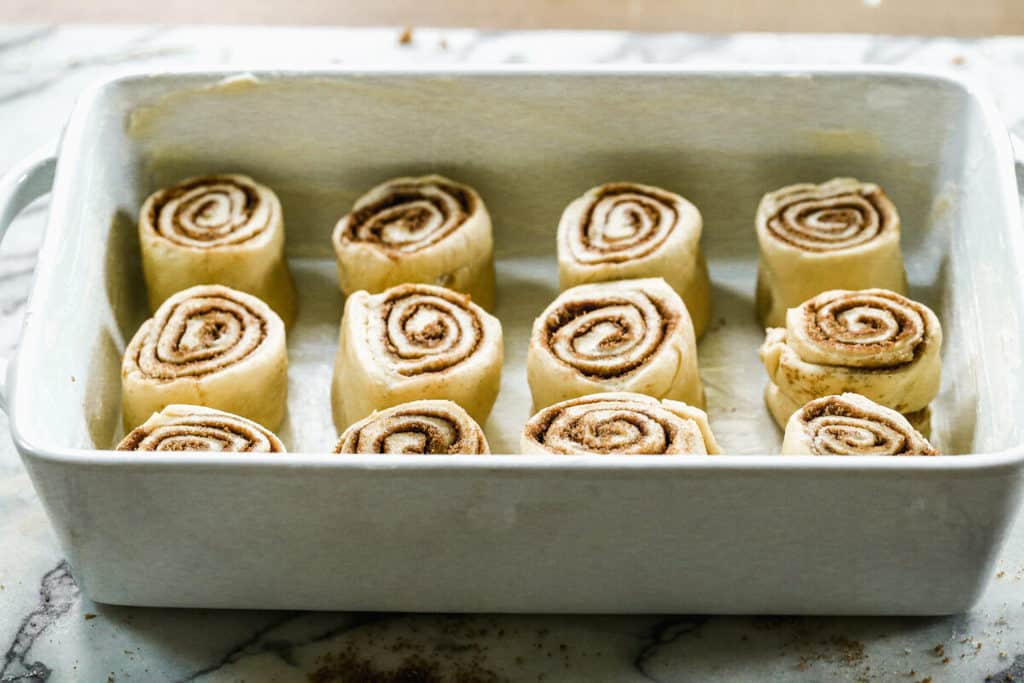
[{"left": 2, "top": 26, "right": 1024, "bottom": 682}]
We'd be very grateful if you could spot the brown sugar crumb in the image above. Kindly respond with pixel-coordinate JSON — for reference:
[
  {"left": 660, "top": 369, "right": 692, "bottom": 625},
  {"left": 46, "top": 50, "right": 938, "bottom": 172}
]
[
  {"left": 308, "top": 646, "right": 502, "bottom": 683},
  {"left": 309, "top": 653, "right": 438, "bottom": 682},
  {"left": 952, "top": 54, "right": 967, "bottom": 66},
  {"left": 832, "top": 636, "right": 865, "bottom": 666},
  {"left": 998, "top": 571, "right": 1006, "bottom": 578},
  {"left": 398, "top": 28, "right": 414, "bottom": 45},
  {"left": 84, "top": 613, "right": 97, "bottom": 620},
  {"left": 933, "top": 643, "right": 945, "bottom": 657},
  {"left": 942, "top": 656, "right": 950, "bottom": 664}
]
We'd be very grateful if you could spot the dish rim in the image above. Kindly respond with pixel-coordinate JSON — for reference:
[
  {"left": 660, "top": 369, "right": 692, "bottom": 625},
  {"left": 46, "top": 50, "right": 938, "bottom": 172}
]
[{"left": 11, "top": 64, "right": 1024, "bottom": 468}]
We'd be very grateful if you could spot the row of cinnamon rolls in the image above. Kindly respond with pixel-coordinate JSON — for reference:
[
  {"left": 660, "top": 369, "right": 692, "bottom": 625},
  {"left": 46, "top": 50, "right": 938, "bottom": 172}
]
[
  {"left": 132, "top": 173, "right": 907, "bottom": 329},
  {"left": 119, "top": 390, "right": 936, "bottom": 458},
  {"left": 116, "top": 171, "right": 940, "bottom": 457}
]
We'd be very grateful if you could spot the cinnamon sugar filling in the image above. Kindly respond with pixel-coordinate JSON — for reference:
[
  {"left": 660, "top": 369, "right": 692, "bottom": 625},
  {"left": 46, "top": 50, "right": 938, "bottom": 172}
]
[
  {"left": 573, "top": 183, "right": 679, "bottom": 263},
  {"left": 148, "top": 175, "right": 267, "bottom": 247},
  {"left": 542, "top": 293, "right": 677, "bottom": 379},
  {"left": 377, "top": 287, "right": 483, "bottom": 376},
  {"left": 131, "top": 296, "right": 268, "bottom": 380},
  {"left": 119, "top": 418, "right": 282, "bottom": 453},
  {"left": 344, "top": 181, "right": 474, "bottom": 253},
  {"left": 337, "top": 408, "right": 485, "bottom": 455},
  {"left": 766, "top": 186, "right": 894, "bottom": 252},
  {"left": 798, "top": 291, "right": 930, "bottom": 368}
]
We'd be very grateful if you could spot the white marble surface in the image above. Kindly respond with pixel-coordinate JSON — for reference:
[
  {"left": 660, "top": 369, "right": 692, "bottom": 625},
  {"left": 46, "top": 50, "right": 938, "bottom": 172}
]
[{"left": 2, "top": 26, "right": 1024, "bottom": 683}]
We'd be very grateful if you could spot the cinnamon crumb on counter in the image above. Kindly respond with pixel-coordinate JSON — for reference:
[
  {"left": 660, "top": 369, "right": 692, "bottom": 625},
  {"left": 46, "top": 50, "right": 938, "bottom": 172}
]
[
  {"left": 398, "top": 28, "right": 414, "bottom": 45},
  {"left": 309, "top": 651, "right": 501, "bottom": 683}
]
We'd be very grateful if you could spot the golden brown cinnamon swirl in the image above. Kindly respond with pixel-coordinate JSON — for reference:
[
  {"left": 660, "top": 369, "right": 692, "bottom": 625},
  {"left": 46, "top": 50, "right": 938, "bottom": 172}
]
[
  {"left": 760, "top": 288, "right": 941, "bottom": 430},
  {"left": 755, "top": 177, "right": 907, "bottom": 326},
  {"left": 335, "top": 400, "right": 489, "bottom": 455},
  {"left": 139, "top": 174, "right": 296, "bottom": 325},
  {"left": 521, "top": 392, "right": 720, "bottom": 456},
  {"left": 782, "top": 393, "right": 938, "bottom": 456},
  {"left": 527, "top": 278, "right": 703, "bottom": 410},
  {"left": 121, "top": 284, "right": 288, "bottom": 431},
  {"left": 331, "top": 283, "right": 503, "bottom": 430},
  {"left": 332, "top": 175, "right": 496, "bottom": 310},
  {"left": 558, "top": 182, "right": 711, "bottom": 336},
  {"left": 117, "top": 405, "right": 285, "bottom": 453}
]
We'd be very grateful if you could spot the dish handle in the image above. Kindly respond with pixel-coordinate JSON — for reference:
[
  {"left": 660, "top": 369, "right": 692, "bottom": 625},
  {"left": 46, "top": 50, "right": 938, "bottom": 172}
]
[{"left": 0, "top": 145, "right": 57, "bottom": 413}]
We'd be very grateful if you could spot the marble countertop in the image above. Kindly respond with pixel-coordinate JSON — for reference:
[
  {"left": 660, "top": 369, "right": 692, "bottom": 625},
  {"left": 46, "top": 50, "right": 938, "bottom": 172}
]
[{"left": 2, "top": 26, "right": 1024, "bottom": 683}]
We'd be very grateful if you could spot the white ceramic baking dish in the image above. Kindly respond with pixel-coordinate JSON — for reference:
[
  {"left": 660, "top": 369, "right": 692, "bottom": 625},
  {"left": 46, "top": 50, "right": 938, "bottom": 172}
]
[{"left": 2, "top": 66, "right": 1024, "bottom": 615}]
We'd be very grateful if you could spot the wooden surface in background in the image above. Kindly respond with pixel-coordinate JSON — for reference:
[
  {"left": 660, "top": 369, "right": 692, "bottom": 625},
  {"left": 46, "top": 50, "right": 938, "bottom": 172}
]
[{"left": 2, "top": 0, "right": 1022, "bottom": 35}]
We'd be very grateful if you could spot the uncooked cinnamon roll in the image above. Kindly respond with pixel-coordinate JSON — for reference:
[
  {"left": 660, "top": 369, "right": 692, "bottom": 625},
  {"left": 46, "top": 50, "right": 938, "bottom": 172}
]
[
  {"left": 332, "top": 175, "right": 495, "bottom": 310},
  {"left": 782, "top": 393, "right": 938, "bottom": 456},
  {"left": 121, "top": 284, "right": 288, "bottom": 431},
  {"left": 117, "top": 404, "right": 285, "bottom": 452},
  {"left": 139, "top": 174, "right": 297, "bottom": 326},
  {"left": 331, "top": 283, "right": 503, "bottom": 430},
  {"left": 558, "top": 182, "right": 711, "bottom": 336},
  {"left": 527, "top": 277, "right": 703, "bottom": 411},
  {"left": 755, "top": 177, "right": 907, "bottom": 327},
  {"left": 335, "top": 400, "right": 489, "bottom": 455},
  {"left": 764, "top": 383, "right": 933, "bottom": 437},
  {"left": 522, "top": 392, "right": 720, "bottom": 455},
  {"left": 760, "top": 288, "right": 941, "bottom": 430}
]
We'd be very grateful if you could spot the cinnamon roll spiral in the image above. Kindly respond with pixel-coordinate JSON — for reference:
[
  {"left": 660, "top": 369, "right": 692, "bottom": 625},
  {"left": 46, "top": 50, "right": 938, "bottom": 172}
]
[
  {"left": 521, "top": 392, "right": 720, "bottom": 456},
  {"left": 121, "top": 284, "right": 288, "bottom": 431},
  {"left": 558, "top": 182, "right": 711, "bottom": 336},
  {"left": 332, "top": 175, "right": 496, "bottom": 310},
  {"left": 335, "top": 400, "right": 489, "bottom": 455},
  {"left": 782, "top": 393, "right": 938, "bottom": 456},
  {"left": 527, "top": 278, "right": 703, "bottom": 411},
  {"left": 331, "top": 283, "right": 503, "bottom": 430},
  {"left": 760, "top": 288, "right": 942, "bottom": 430},
  {"left": 755, "top": 178, "right": 907, "bottom": 327},
  {"left": 117, "top": 405, "right": 285, "bottom": 453},
  {"left": 139, "top": 174, "right": 296, "bottom": 326}
]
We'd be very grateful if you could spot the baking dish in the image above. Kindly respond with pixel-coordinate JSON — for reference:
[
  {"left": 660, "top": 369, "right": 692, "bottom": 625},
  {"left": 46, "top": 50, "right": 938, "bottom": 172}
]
[{"left": 2, "top": 66, "right": 1024, "bottom": 614}]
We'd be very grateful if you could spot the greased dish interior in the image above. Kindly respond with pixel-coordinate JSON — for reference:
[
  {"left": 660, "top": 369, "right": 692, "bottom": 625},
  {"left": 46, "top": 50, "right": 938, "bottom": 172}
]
[{"left": 16, "top": 70, "right": 1024, "bottom": 456}]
